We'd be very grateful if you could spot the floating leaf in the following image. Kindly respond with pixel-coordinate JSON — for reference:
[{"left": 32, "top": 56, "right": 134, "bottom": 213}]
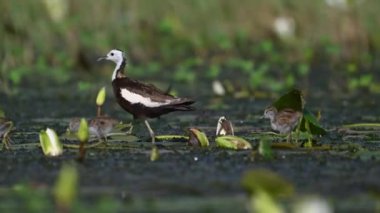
[
  {"left": 188, "top": 128, "right": 209, "bottom": 147},
  {"left": 39, "top": 128, "right": 63, "bottom": 157},
  {"left": 150, "top": 145, "right": 160, "bottom": 161},
  {"left": 216, "top": 136, "right": 252, "bottom": 150},
  {"left": 96, "top": 87, "right": 106, "bottom": 106},
  {"left": 299, "top": 109, "right": 327, "bottom": 136},
  {"left": 77, "top": 118, "right": 89, "bottom": 143},
  {"left": 241, "top": 169, "right": 294, "bottom": 198},
  {"left": 155, "top": 135, "right": 189, "bottom": 142},
  {"left": 272, "top": 89, "right": 304, "bottom": 111},
  {"left": 54, "top": 164, "right": 78, "bottom": 210}
]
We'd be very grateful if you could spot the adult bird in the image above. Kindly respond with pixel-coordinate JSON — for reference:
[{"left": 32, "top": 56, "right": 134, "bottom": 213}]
[{"left": 98, "top": 49, "right": 195, "bottom": 143}]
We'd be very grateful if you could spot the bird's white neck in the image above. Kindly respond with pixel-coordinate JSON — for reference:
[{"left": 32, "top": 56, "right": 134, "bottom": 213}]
[{"left": 112, "top": 59, "right": 125, "bottom": 81}]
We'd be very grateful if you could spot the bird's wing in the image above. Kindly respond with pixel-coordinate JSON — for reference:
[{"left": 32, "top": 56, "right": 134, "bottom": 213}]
[
  {"left": 276, "top": 109, "right": 302, "bottom": 125},
  {"left": 114, "top": 77, "right": 188, "bottom": 106}
]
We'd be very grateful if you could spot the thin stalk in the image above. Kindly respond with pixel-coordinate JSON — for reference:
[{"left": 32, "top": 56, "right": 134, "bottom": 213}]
[{"left": 342, "top": 123, "right": 380, "bottom": 128}]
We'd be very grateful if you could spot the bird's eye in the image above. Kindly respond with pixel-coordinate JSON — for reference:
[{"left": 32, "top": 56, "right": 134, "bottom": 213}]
[{"left": 110, "top": 53, "right": 114, "bottom": 56}]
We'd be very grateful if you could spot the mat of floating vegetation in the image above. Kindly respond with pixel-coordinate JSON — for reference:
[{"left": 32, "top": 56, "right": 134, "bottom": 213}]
[{"left": 0, "top": 84, "right": 379, "bottom": 212}]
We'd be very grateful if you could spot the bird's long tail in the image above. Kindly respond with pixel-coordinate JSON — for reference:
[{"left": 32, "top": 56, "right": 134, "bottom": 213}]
[{"left": 170, "top": 99, "right": 195, "bottom": 111}]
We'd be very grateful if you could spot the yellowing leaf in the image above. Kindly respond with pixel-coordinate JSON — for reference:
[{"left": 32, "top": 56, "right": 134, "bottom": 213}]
[{"left": 216, "top": 136, "right": 252, "bottom": 150}]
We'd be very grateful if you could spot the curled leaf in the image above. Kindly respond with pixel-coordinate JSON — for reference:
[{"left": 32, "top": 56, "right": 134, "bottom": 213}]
[
  {"left": 188, "top": 128, "right": 209, "bottom": 147},
  {"left": 77, "top": 118, "right": 89, "bottom": 143},
  {"left": 96, "top": 87, "right": 106, "bottom": 106},
  {"left": 39, "top": 128, "right": 63, "bottom": 157},
  {"left": 216, "top": 135, "right": 252, "bottom": 150},
  {"left": 216, "top": 116, "right": 234, "bottom": 136}
]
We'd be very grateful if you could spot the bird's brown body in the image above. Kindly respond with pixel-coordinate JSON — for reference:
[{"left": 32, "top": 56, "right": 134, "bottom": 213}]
[{"left": 264, "top": 107, "right": 302, "bottom": 134}]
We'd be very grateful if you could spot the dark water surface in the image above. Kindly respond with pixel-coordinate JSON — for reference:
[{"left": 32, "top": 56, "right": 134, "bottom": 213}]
[{"left": 1, "top": 82, "right": 380, "bottom": 212}]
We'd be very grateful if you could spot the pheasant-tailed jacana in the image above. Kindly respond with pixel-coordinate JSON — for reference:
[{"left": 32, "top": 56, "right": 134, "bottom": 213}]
[
  {"left": 263, "top": 106, "right": 302, "bottom": 142},
  {"left": 98, "top": 49, "right": 195, "bottom": 143}
]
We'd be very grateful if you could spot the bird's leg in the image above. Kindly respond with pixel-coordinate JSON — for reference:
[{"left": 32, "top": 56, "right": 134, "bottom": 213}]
[{"left": 144, "top": 120, "right": 155, "bottom": 144}]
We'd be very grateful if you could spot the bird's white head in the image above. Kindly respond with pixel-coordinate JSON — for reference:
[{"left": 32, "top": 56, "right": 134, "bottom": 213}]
[
  {"left": 98, "top": 49, "right": 125, "bottom": 64},
  {"left": 98, "top": 49, "right": 127, "bottom": 81}
]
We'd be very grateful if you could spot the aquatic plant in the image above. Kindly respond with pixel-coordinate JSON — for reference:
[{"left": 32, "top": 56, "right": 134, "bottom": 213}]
[
  {"left": 215, "top": 136, "right": 252, "bottom": 150},
  {"left": 77, "top": 118, "right": 89, "bottom": 162},
  {"left": 216, "top": 116, "right": 234, "bottom": 136},
  {"left": 39, "top": 128, "right": 63, "bottom": 157},
  {"left": 96, "top": 86, "right": 106, "bottom": 117},
  {"left": 188, "top": 128, "right": 209, "bottom": 147}
]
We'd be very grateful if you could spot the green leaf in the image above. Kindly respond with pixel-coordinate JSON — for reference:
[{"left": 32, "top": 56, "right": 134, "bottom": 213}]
[
  {"left": 272, "top": 89, "right": 304, "bottom": 111},
  {"left": 241, "top": 169, "right": 294, "bottom": 198},
  {"left": 215, "top": 136, "right": 252, "bottom": 150},
  {"left": 299, "top": 109, "right": 326, "bottom": 135}
]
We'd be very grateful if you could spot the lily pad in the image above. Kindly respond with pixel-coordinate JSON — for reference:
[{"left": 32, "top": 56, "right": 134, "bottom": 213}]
[
  {"left": 272, "top": 89, "right": 304, "bottom": 111},
  {"left": 215, "top": 136, "right": 252, "bottom": 150}
]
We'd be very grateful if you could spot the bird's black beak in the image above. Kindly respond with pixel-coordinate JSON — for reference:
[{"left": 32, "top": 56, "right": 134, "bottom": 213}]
[{"left": 97, "top": 56, "right": 106, "bottom": 62}]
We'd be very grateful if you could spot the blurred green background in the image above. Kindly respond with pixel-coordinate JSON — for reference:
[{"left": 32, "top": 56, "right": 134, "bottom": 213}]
[{"left": 1, "top": 0, "right": 380, "bottom": 94}]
